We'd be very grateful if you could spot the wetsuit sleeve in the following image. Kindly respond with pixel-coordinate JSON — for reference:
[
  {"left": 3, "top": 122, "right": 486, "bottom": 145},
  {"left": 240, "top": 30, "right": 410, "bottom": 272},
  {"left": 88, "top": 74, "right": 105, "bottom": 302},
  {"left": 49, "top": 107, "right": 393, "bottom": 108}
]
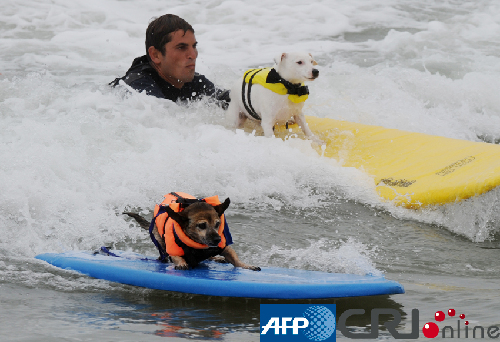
[
  {"left": 193, "top": 75, "right": 231, "bottom": 109},
  {"left": 124, "top": 75, "right": 166, "bottom": 99},
  {"left": 215, "top": 89, "right": 231, "bottom": 109},
  {"left": 110, "top": 73, "right": 166, "bottom": 99},
  {"left": 109, "top": 55, "right": 169, "bottom": 100}
]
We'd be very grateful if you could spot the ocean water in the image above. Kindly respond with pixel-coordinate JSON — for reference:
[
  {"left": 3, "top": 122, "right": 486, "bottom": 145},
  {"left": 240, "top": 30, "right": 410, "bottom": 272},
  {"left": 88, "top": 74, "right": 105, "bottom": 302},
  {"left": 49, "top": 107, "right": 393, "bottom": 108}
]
[{"left": 2, "top": 0, "right": 500, "bottom": 341}]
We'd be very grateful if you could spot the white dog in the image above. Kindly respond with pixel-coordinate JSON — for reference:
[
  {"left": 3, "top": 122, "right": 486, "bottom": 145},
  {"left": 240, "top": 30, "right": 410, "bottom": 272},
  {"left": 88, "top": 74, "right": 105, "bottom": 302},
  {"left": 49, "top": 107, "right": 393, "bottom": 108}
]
[{"left": 226, "top": 52, "right": 323, "bottom": 144}]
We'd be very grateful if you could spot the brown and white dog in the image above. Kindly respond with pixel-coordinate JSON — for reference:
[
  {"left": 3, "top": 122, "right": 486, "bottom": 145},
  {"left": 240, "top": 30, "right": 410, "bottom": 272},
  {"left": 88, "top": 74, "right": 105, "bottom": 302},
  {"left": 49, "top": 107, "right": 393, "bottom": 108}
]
[{"left": 125, "top": 196, "right": 260, "bottom": 271}]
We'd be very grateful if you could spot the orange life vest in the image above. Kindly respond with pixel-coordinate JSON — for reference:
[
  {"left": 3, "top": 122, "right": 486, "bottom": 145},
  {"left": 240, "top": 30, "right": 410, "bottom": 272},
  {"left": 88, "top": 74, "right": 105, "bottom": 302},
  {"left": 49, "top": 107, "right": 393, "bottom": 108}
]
[{"left": 151, "top": 192, "right": 231, "bottom": 265}]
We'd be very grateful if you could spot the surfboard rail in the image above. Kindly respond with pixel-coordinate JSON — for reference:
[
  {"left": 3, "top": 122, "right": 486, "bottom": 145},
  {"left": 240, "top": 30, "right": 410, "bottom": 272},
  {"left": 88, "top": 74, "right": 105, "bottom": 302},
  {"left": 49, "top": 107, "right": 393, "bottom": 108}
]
[{"left": 35, "top": 251, "right": 404, "bottom": 299}]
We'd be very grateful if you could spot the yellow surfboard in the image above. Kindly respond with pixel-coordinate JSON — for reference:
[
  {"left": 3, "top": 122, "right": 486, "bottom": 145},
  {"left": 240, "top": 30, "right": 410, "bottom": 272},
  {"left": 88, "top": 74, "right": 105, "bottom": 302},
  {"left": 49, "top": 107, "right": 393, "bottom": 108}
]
[{"left": 271, "top": 116, "right": 500, "bottom": 209}]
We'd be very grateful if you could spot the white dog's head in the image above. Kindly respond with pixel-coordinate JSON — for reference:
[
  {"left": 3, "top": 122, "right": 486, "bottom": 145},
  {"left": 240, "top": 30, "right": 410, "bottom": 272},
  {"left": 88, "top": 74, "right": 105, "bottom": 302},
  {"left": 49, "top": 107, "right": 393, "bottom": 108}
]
[{"left": 274, "top": 52, "right": 319, "bottom": 84}]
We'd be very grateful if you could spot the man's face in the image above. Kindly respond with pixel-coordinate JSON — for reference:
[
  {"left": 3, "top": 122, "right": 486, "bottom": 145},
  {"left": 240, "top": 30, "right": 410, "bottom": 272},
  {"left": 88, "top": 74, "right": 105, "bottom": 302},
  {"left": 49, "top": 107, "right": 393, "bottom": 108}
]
[{"left": 150, "top": 29, "right": 198, "bottom": 88}]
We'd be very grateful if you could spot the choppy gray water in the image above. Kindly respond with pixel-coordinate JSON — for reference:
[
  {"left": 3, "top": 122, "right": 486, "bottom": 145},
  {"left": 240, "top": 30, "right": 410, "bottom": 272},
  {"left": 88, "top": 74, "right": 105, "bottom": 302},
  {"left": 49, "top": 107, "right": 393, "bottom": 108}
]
[{"left": 2, "top": 0, "right": 500, "bottom": 341}]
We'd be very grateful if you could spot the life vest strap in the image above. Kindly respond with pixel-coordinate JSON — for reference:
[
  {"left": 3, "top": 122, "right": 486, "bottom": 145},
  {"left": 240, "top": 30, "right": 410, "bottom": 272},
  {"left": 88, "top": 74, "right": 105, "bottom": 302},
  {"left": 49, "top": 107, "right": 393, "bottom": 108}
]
[
  {"left": 266, "top": 68, "right": 309, "bottom": 97},
  {"left": 149, "top": 207, "right": 170, "bottom": 262},
  {"left": 241, "top": 69, "right": 264, "bottom": 121}
]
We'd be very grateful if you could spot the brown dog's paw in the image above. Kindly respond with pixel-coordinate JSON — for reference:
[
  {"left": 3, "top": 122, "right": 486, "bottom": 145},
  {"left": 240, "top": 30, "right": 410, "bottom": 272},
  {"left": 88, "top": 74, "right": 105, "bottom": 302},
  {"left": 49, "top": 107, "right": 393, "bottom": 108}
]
[
  {"left": 174, "top": 264, "right": 189, "bottom": 270},
  {"left": 209, "top": 256, "right": 229, "bottom": 264},
  {"left": 171, "top": 256, "right": 189, "bottom": 270},
  {"left": 244, "top": 265, "right": 261, "bottom": 271}
]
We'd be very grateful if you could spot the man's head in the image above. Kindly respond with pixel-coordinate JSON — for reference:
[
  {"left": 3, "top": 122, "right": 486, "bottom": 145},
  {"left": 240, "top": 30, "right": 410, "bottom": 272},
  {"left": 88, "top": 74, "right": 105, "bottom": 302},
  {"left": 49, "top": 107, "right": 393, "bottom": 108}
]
[{"left": 146, "top": 14, "right": 198, "bottom": 88}]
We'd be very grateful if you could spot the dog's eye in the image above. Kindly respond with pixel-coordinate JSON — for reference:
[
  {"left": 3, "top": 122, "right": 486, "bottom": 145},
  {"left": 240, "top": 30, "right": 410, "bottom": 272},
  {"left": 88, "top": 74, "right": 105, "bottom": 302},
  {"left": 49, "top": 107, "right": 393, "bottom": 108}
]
[
  {"left": 297, "top": 61, "right": 303, "bottom": 65},
  {"left": 215, "top": 221, "right": 220, "bottom": 229},
  {"left": 197, "top": 223, "right": 207, "bottom": 230}
]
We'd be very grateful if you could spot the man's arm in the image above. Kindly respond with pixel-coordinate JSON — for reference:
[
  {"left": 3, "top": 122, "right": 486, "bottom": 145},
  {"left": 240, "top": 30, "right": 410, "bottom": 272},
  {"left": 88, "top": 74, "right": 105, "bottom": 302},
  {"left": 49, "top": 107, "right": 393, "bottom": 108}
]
[{"left": 192, "top": 74, "right": 231, "bottom": 109}]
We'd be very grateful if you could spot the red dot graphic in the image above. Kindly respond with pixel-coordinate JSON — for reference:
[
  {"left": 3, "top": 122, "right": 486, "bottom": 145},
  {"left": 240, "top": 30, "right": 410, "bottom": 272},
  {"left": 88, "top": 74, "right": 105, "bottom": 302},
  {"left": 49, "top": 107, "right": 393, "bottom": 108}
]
[
  {"left": 435, "top": 311, "right": 446, "bottom": 321},
  {"left": 460, "top": 314, "right": 466, "bottom": 319},
  {"left": 465, "top": 321, "right": 469, "bottom": 325},
  {"left": 448, "top": 309, "right": 456, "bottom": 317},
  {"left": 423, "top": 322, "right": 440, "bottom": 338}
]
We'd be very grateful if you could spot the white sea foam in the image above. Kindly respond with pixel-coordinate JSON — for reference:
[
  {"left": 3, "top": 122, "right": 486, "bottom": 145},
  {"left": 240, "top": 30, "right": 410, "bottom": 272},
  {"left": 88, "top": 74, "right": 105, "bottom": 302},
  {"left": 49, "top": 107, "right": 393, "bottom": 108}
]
[
  {"left": 243, "top": 238, "right": 383, "bottom": 276},
  {"left": 2, "top": 0, "right": 500, "bottom": 263}
]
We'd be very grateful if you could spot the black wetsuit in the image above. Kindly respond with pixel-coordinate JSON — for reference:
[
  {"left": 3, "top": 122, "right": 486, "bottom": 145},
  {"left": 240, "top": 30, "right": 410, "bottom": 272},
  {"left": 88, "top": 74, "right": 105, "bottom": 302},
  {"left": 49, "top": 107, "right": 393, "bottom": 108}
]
[{"left": 110, "top": 55, "right": 230, "bottom": 109}]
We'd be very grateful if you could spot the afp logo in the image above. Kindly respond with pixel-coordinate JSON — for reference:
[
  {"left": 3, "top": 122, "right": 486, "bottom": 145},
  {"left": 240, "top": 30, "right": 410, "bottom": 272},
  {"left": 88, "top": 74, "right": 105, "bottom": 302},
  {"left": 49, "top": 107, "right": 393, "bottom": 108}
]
[{"left": 260, "top": 304, "right": 336, "bottom": 341}]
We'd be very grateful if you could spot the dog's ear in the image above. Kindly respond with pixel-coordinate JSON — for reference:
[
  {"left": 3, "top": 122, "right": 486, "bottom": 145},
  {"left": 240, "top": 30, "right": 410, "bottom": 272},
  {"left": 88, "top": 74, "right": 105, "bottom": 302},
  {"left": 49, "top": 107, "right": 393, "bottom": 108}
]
[
  {"left": 309, "top": 53, "right": 318, "bottom": 66},
  {"left": 273, "top": 53, "right": 286, "bottom": 65},
  {"left": 164, "top": 205, "right": 189, "bottom": 226},
  {"left": 212, "top": 198, "right": 230, "bottom": 217},
  {"left": 273, "top": 54, "right": 283, "bottom": 65}
]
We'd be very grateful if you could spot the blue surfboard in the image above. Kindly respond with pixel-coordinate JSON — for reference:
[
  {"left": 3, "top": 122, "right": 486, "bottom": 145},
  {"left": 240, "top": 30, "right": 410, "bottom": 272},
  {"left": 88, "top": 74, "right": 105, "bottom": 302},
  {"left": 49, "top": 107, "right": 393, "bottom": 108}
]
[{"left": 35, "top": 250, "right": 404, "bottom": 299}]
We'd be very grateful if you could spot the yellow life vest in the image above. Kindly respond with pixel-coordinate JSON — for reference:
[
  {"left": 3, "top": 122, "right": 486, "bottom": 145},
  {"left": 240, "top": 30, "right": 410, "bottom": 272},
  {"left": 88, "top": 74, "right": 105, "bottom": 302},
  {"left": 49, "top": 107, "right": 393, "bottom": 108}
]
[{"left": 243, "top": 68, "right": 309, "bottom": 104}]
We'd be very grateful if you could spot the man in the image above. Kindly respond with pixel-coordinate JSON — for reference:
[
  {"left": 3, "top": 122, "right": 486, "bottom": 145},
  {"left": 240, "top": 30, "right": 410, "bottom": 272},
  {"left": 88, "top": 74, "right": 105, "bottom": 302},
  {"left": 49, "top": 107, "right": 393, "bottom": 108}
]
[{"left": 111, "top": 14, "right": 230, "bottom": 109}]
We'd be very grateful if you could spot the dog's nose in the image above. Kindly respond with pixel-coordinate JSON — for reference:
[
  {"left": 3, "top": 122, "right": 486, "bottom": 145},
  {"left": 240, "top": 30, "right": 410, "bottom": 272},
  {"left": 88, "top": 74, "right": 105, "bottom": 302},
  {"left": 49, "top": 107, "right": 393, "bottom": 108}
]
[
  {"left": 312, "top": 69, "right": 319, "bottom": 78},
  {"left": 209, "top": 234, "right": 221, "bottom": 247}
]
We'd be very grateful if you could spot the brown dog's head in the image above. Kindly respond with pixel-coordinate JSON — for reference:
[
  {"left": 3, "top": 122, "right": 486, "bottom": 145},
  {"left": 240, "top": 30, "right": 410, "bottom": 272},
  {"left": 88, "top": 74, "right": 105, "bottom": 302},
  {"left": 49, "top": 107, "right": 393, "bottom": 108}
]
[{"left": 165, "top": 198, "right": 230, "bottom": 247}]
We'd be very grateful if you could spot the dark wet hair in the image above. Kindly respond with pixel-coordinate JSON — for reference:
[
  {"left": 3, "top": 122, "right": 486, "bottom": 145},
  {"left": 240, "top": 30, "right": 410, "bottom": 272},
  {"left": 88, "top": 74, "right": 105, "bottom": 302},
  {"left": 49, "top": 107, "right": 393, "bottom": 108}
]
[{"left": 145, "top": 14, "right": 194, "bottom": 59}]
